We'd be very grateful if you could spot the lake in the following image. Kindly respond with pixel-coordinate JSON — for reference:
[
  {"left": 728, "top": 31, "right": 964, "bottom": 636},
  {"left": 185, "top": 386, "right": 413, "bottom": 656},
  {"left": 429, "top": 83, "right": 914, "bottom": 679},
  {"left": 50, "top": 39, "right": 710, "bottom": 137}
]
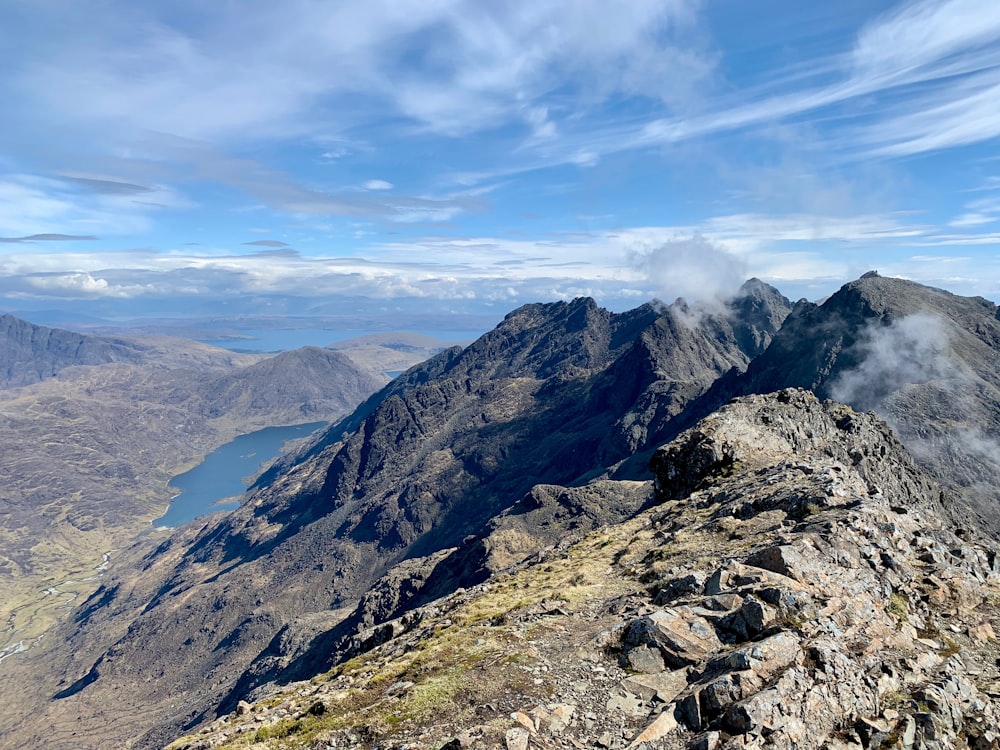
[{"left": 153, "top": 421, "right": 327, "bottom": 528}]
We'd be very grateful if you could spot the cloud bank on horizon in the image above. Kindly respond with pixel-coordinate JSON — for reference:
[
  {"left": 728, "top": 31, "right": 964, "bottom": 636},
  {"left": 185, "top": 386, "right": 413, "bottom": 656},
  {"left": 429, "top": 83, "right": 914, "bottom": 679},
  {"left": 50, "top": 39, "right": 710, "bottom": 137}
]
[{"left": 1, "top": 0, "right": 999, "bottom": 326}]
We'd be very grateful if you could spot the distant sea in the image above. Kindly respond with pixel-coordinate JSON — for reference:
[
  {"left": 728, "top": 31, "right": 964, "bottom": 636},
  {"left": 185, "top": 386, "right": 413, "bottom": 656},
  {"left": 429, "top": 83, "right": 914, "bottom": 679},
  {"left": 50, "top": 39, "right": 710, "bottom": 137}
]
[{"left": 203, "top": 328, "right": 485, "bottom": 352}]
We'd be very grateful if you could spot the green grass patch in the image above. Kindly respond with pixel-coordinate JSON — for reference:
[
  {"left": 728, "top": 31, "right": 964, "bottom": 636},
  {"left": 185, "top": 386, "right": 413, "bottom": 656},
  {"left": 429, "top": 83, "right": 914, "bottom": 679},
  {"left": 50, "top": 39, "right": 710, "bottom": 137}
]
[
  {"left": 887, "top": 592, "right": 909, "bottom": 623},
  {"left": 253, "top": 718, "right": 301, "bottom": 742}
]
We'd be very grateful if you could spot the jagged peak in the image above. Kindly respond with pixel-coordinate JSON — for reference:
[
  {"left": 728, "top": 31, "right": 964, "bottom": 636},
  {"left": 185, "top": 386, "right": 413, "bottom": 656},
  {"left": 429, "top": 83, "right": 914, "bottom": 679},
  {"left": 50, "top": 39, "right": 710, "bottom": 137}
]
[
  {"left": 736, "top": 277, "right": 772, "bottom": 295},
  {"left": 500, "top": 295, "right": 602, "bottom": 323}
]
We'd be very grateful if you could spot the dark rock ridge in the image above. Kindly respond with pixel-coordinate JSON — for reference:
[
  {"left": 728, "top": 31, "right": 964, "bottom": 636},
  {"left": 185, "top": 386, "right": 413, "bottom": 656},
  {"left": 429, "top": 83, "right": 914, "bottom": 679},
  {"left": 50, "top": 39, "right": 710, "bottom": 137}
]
[
  {"left": 697, "top": 272, "right": 1000, "bottom": 534},
  {"left": 0, "top": 282, "right": 792, "bottom": 749}
]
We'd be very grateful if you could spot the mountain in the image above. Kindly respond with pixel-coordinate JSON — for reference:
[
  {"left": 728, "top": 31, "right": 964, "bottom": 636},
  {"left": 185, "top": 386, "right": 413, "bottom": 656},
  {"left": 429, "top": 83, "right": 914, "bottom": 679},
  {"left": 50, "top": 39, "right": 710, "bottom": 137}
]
[
  {"left": 0, "top": 282, "right": 792, "bottom": 749},
  {"left": 326, "top": 332, "right": 452, "bottom": 375},
  {"left": 699, "top": 271, "right": 1000, "bottom": 535},
  {"left": 3, "top": 274, "right": 1000, "bottom": 750},
  {"left": 0, "top": 313, "right": 261, "bottom": 388},
  {"left": 165, "top": 389, "right": 1000, "bottom": 750},
  {"left": 189, "top": 346, "right": 388, "bottom": 422},
  {"left": 0, "top": 313, "right": 153, "bottom": 388}
]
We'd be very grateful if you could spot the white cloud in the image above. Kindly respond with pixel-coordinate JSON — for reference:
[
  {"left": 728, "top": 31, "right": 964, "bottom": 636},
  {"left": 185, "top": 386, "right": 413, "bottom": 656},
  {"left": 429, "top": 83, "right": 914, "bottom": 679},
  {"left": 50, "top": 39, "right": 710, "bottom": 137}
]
[
  {"left": 949, "top": 195, "right": 1000, "bottom": 227},
  {"left": 3, "top": 0, "right": 1000, "bottom": 319},
  {"left": 851, "top": 0, "right": 1000, "bottom": 80},
  {"left": 829, "top": 313, "right": 957, "bottom": 412},
  {"left": 20, "top": 272, "right": 151, "bottom": 299},
  {"left": 4, "top": 0, "right": 708, "bottom": 144},
  {"left": 628, "top": 235, "right": 746, "bottom": 308},
  {"left": 0, "top": 176, "right": 162, "bottom": 238}
]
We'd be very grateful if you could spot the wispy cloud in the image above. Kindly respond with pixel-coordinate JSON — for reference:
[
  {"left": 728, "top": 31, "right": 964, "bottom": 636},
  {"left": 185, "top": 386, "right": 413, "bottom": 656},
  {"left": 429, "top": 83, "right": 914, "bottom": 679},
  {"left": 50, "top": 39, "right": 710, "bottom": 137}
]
[
  {"left": 0, "top": 234, "right": 99, "bottom": 243},
  {"left": 1, "top": 0, "right": 999, "bottom": 320},
  {"left": 950, "top": 195, "right": 1000, "bottom": 227},
  {"left": 4, "top": 0, "right": 706, "bottom": 142},
  {"left": 443, "top": 0, "right": 1000, "bottom": 183},
  {"left": 58, "top": 176, "right": 154, "bottom": 196},
  {"left": 242, "top": 240, "right": 291, "bottom": 248}
]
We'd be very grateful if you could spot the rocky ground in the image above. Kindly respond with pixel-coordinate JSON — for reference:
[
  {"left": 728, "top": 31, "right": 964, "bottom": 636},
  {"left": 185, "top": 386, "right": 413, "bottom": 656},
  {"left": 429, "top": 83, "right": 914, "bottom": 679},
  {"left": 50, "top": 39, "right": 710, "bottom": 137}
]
[{"left": 164, "top": 391, "right": 1000, "bottom": 750}]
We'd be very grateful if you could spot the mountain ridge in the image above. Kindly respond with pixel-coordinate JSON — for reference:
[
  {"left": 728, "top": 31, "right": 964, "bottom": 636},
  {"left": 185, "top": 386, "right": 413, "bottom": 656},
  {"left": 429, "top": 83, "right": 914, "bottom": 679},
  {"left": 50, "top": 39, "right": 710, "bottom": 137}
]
[
  {"left": 166, "top": 389, "right": 1000, "bottom": 750},
  {"left": 3, "top": 274, "right": 1000, "bottom": 750},
  {"left": 692, "top": 272, "right": 1000, "bottom": 535}
]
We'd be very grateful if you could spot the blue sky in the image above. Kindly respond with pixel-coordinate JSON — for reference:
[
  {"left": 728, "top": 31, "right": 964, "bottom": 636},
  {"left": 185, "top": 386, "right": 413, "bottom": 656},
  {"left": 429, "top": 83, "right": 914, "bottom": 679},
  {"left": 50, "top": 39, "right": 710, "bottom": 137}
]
[{"left": 1, "top": 0, "right": 1000, "bottom": 330}]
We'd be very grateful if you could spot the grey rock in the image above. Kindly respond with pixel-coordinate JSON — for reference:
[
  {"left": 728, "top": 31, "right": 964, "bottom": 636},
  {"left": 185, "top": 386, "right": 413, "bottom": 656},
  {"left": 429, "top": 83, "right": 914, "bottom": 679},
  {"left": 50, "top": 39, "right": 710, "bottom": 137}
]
[
  {"left": 620, "top": 670, "right": 689, "bottom": 704},
  {"left": 505, "top": 726, "right": 530, "bottom": 750},
  {"left": 624, "top": 608, "right": 722, "bottom": 668},
  {"left": 626, "top": 645, "right": 666, "bottom": 675}
]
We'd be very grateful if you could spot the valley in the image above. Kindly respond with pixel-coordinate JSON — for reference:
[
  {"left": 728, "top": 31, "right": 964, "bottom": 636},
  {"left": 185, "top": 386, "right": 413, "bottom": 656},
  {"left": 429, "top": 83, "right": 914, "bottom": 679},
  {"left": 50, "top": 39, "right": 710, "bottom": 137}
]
[{"left": 0, "top": 320, "right": 444, "bottom": 661}]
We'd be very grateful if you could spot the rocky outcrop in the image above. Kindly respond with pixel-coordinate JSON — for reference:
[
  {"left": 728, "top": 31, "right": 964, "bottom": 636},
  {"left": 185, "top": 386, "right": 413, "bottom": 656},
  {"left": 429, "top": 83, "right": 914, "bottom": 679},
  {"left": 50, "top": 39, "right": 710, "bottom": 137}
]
[
  {"left": 631, "top": 390, "right": 999, "bottom": 748},
  {"left": 163, "top": 391, "right": 1000, "bottom": 750}
]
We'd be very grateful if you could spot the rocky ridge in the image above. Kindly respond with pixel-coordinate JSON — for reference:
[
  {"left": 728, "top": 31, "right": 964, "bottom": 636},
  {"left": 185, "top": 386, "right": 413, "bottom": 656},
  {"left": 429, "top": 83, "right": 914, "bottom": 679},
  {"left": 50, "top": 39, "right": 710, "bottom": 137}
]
[
  {"left": 165, "top": 390, "right": 1000, "bottom": 750},
  {"left": 701, "top": 272, "right": 1000, "bottom": 535}
]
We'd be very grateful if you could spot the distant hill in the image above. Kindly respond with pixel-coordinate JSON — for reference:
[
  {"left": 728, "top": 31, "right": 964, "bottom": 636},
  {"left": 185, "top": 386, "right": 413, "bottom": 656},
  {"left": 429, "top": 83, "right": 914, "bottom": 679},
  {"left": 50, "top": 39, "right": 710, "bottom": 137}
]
[
  {"left": 0, "top": 313, "right": 273, "bottom": 389},
  {"left": 0, "top": 313, "right": 153, "bottom": 388},
  {"left": 326, "top": 332, "right": 453, "bottom": 375}
]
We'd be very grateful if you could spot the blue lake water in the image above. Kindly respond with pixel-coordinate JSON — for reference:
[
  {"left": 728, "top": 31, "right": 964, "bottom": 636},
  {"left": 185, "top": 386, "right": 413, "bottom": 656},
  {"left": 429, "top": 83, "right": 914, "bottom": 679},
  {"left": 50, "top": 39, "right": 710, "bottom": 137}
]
[{"left": 153, "top": 422, "right": 327, "bottom": 528}]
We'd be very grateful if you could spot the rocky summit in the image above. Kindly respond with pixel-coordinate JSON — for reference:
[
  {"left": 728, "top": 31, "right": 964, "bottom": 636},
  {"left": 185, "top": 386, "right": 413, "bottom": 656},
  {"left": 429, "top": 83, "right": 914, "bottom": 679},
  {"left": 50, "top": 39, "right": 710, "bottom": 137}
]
[{"left": 2, "top": 274, "right": 1000, "bottom": 750}]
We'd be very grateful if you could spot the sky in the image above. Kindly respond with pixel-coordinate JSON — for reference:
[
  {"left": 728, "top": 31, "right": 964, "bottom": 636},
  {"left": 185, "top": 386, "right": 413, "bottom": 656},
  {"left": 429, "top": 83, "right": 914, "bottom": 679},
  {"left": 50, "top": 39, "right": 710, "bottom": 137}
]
[{"left": 2, "top": 0, "right": 1000, "bottom": 334}]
